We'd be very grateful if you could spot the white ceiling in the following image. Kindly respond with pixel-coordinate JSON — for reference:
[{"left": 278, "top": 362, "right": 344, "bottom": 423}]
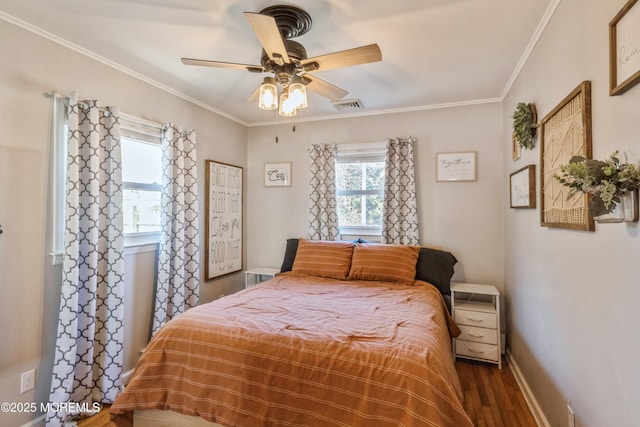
[{"left": 0, "top": 0, "right": 555, "bottom": 125}]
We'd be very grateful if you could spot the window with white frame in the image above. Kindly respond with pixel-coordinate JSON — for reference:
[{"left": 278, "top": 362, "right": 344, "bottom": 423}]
[
  {"left": 50, "top": 95, "right": 163, "bottom": 264},
  {"left": 335, "top": 143, "right": 386, "bottom": 237},
  {"left": 121, "top": 134, "right": 162, "bottom": 235}
]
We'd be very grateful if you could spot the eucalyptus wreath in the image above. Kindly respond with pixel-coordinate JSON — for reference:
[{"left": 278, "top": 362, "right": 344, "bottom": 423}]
[{"left": 512, "top": 103, "right": 538, "bottom": 150}]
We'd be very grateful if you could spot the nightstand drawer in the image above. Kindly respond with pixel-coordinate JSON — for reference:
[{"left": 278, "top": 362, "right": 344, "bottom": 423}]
[
  {"left": 456, "top": 341, "right": 498, "bottom": 362},
  {"left": 451, "top": 282, "right": 501, "bottom": 368},
  {"left": 455, "top": 309, "right": 497, "bottom": 329},
  {"left": 458, "top": 325, "right": 498, "bottom": 345}
]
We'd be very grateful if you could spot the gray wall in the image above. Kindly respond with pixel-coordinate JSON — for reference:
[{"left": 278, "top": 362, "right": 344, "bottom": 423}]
[
  {"left": 503, "top": 0, "right": 640, "bottom": 425},
  {"left": 246, "top": 104, "right": 505, "bottom": 288},
  {"left": 0, "top": 19, "right": 246, "bottom": 426}
]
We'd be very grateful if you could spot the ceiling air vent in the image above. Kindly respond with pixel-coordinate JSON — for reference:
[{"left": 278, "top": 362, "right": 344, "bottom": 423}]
[{"left": 330, "top": 98, "right": 364, "bottom": 111}]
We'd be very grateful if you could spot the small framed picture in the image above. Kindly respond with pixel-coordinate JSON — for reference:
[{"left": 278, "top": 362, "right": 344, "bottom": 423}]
[
  {"left": 436, "top": 152, "right": 477, "bottom": 182},
  {"left": 510, "top": 165, "right": 536, "bottom": 208},
  {"left": 512, "top": 133, "right": 521, "bottom": 161},
  {"left": 610, "top": 0, "right": 640, "bottom": 95},
  {"left": 264, "top": 162, "right": 292, "bottom": 187}
]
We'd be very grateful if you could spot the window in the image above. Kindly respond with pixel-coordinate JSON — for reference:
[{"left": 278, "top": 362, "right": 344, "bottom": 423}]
[
  {"left": 113, "top": 116, "right": 164, "bottom": 246},
  {"left": 121, "top": 138, "right": 162, "bottom": 234},
  {"left": 336, "top": 162, "right": 384, "bottom": 226},
  {"left": 335, "top": 143, "right": 386, "bottom": 237},
  {"left": 50, "top": 95, "right": 163, "bottom": 264}
]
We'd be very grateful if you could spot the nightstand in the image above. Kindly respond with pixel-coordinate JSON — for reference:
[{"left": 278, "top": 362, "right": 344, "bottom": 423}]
[
  {"left": 244, "top": 267, "right": 280, "bottom": 288},
  {"left": 450, "top": 282, "right": 502, "bottom": 369}
]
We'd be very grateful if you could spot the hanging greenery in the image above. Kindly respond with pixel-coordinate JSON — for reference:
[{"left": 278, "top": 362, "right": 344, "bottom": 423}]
[
  {"left": 512, "top": 102, "right": 538, "bottom": 150},
  {"left": 555, "top": 151, "right": 640, "bottom": 217}
]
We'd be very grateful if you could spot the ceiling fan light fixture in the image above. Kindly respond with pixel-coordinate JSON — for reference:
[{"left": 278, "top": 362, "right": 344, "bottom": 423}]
[
  {"left": 279, "top": 89, "right": 297, "bottom": 117},
  {"left": 182, "top": 5, "right": 382, "bottom": 119},
  {"left": 258, "top": 77, "right": 278, "bottom": 110},
  {"left": 288, "top": 76, "right": 307, "bottom": 109}
]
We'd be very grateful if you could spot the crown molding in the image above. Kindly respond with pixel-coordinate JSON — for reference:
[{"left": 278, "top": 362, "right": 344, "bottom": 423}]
[
  {"left": 1, "top": 0, "right": 561, "bottom": 128},
  {"left": 0, "top": 10, "right": 248, "bottom": 126},
  {"left": 246, "top": 97, "right": 503, "bottom": 127},
  {"left": 500, "top": 0, "right": 562, "bottom": 100}
]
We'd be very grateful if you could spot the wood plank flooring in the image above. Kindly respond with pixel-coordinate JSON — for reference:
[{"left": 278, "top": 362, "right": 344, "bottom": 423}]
[
  {"left": 77, "top": 405, "right": 115, "bottom": 427},
  {"left": 455, "top": 358, "right": 538, "bottom": 427},
  {"left": 79, "top": 357, "right": 537, "bottom": 427}
]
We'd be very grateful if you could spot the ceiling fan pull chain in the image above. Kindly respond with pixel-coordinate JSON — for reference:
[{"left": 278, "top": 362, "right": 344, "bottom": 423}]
[{"left": 274, "top": 108, "right": 279, "bottom": 143}]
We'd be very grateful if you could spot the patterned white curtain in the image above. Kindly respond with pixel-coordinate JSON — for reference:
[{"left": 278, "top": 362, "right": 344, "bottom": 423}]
[
  {"left": 47, "top": 93, "right": 125, "bottom": 426},
  {"left": 152, "top": 124, "right": 200, "bottom": 336},
  {"left": 308, "top": 143, "right": 340, "bottom": 240},
  {"left": 381, "top": 137, "right": 420, "bottom": 245}
]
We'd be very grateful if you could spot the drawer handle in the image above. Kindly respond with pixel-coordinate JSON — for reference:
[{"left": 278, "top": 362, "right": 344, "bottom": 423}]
[
  {"left": 468, "top": 348, "right": 485, "bottom": 354},
  {"left": 466, "top": 316, "right": 485, "bottom": 322},
  {"left": 468, "top": 332, "right": 484, "bottom": 338}
]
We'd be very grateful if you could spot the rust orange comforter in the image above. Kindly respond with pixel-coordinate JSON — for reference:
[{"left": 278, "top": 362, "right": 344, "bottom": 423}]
[{"left": 111, "top": 272, "right": 472, "bottom": 426}]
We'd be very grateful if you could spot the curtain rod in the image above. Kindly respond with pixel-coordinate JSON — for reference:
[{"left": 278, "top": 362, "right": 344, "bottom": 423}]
[
  {"left": 49, "top": 91, "right": 114, "bottom": 114},
  {"left": 305, "top": 142, "right": 337, "bottom": 151},
  {"left": 306, "top": 138, "right": 415, "bottom": 152},
  {"left": 387, "top": 136, "right": 415, "bottom": 142},
  {"left": 47, "top": 91, "right": 163, "bottom": 131}
]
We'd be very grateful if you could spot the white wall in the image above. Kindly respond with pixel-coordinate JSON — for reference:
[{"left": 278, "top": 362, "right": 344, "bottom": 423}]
[
  {"left": 0, "top": 19, "right": 246, "bottom": 426},
  {"left": 503, "top": 0, "right": 640, "bottom": 426},
  {"left": 247, "top": 104, "right": 505, "bottom": 287}
]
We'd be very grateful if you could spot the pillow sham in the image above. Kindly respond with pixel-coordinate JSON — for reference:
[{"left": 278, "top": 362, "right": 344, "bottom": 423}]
[
  {"left": 415, "top": 247, "right": 457, "bottom": 295},
  {"left": 280, "top": 238, "right": 458, "bottom": 294},
  {"left": 280, "top": 238, "right": 300, "bottom": 272},
  {"left": 348, "top": 243, "right": 420, "bottom": 285},
  {"left": 281, "top": 238, "right": 361, "bottom": 272},
  {"left": 291, "top": 239, "right": 355, "bottom": 279}
]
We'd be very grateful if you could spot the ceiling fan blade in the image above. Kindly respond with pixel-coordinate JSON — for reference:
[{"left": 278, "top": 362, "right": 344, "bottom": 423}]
[
  {"left": 244, "top": 12, "right": 290, "bottom": 64},
  {"left": 246, "top": 87, "right": 260, "bottom": 103},
  {"left": 303, "top": 75, "right": 349, "bottom": 100},
  {"left": 302, "top": 44, "right": 382, "bottom": 72},
  {"left": 181, "top": 58, "right": 264, "bottom": 73}
]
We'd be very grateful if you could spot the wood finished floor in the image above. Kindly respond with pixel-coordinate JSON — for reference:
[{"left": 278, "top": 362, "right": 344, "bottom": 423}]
[
  {"left": 79, "top": 357, "right": 537, "bottom": 427},
  {"left": 455, "top": 358, "right": 537, "bottom": 427}
]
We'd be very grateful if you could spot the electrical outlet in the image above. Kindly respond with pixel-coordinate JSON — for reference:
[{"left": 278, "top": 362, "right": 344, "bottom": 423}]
[
  {"left": 567, "top": 404, "right": 575, "bottom": 427},
  {"left": 20, "top": 369, "right": 36, "bottom": 393}
]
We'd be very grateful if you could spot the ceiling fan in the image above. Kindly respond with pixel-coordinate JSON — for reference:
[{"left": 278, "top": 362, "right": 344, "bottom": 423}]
[{"left": 181, "top": 4, "right": 382, "bottom": 116}]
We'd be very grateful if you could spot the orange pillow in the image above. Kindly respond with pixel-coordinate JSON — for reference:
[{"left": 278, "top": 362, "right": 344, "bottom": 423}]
[
  {"left": 292, "top": 239, "right": 355, "bottom": 279},
  {"left": 348, "top": 243, "right": 420, "bottom": 284}
]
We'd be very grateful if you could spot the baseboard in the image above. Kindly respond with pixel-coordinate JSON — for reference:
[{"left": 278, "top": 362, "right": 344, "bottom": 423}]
[
  {"left": 122, "top": 367, "right": 135, "bottom": 385},
  {"left": 20, "top": 414, "right": 44, "bottom": 427},
  {"left": 506, "top": 349, "right": 551, "bottom": 427},
  {"left": 19, "top": 368, "right": 136, "bottom": 427}
]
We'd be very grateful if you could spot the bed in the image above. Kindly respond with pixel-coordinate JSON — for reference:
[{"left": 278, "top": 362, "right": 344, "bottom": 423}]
[{"left": 111, "top": 240, "right": 473, "bottom": 426}]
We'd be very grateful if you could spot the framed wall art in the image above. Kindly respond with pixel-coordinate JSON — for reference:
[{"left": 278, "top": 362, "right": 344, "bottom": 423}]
[
  {"left": 510, "top": 165, "right": 536, "bottom": 208},
  {"left": 264, "top": 162, "right": 292, "bottom": 187},
  {"left": 610, "top": 0, "right": 640, "bottom": 95},
  {"left": 436, "top": 152, "right": 477, "bottom": 182},
  {"left": 540, "top": 81, "right": 594, "bottom": 231},
  {"left": 205, "top": 160, "right": 243, "bottom": 280},
  {"left": 512, "top": 133, "right": 521, "bottom": 161}
]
